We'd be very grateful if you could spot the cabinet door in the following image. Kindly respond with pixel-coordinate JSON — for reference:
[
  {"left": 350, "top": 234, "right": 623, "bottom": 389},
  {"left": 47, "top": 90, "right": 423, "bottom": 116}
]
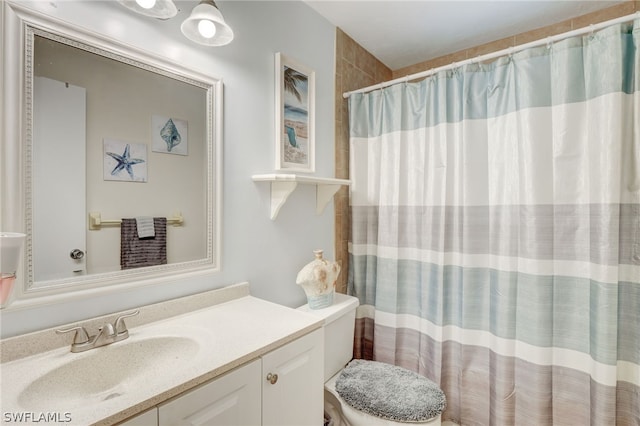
[
  {"left": 117, "top": 408, "right": 157, "bottom": 426},
  {"left": 262, "top": 329, "right": 324, "bottom": 426},
  {"left": 159, "top": 359, "right": 261, "bottom": 426}
]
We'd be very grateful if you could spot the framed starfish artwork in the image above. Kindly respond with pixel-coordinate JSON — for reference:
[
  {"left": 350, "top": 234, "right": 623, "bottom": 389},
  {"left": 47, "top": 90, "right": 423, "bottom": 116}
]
[
  {"left": 103, "top": 139, "right": 148, "bottom": 182},
  {"left": 151, "top": 115, "right": 188, "bottom": 156}
]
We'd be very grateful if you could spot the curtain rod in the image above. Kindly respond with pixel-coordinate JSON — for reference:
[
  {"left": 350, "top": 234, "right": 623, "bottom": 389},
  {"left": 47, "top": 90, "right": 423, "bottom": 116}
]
[{"left": 343, "top": 11, "right": 640, "bottom": 99}]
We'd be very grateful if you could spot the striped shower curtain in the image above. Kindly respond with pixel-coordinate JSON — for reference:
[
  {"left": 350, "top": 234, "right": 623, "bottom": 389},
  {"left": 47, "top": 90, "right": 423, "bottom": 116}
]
[{"left": 348, "top": 20, "right": 639, "bottom": 425}]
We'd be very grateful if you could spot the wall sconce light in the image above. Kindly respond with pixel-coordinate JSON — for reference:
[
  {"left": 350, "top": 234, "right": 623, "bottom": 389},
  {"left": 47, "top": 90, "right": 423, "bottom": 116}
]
[
  {"left": 181, "top": 0, "right": 234, "bottom": 46},
  {"left": 119, "top": 0, "right": 234, "bottom": 46},
  {"left": 117, "top": 0, "right": 178, "bottom": 20}
]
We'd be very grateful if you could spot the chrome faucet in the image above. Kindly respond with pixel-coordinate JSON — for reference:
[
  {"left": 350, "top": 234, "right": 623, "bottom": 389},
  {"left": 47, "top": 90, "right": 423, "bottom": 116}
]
[{"left": 56, "top": 310, "right": 139, "bottom": 353}]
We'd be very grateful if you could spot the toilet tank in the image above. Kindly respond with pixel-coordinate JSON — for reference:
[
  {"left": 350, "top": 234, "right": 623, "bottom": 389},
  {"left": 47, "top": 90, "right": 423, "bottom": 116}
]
[{"left": 298, "top": 293, "right": 360, "bottom": 382}]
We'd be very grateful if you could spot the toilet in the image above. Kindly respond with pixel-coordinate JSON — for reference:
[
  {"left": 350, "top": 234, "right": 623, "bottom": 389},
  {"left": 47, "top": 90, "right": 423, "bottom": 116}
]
[{"left": 299, "top": 293, "right": 445, "bottom": 426}]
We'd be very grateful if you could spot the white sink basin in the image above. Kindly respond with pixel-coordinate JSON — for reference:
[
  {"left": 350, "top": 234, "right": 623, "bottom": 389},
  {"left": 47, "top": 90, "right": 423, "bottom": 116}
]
[{"left": 18, "top": 336, "right": 200, "bottom": 410}]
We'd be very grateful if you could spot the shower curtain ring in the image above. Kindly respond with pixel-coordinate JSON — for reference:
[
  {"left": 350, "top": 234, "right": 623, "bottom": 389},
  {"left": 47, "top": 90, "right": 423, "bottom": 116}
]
[
  {"left": 507, "top": 47, "right": 514, "bottom": 61},
  {"left": 428, "top": 68, "right": 436, "bottom": 84}
]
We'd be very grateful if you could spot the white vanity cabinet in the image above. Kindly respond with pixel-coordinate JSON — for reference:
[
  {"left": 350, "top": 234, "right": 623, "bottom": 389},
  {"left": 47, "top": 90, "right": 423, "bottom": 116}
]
[
  {"left": 262, "top": 328, "right": 324, "bottom": 426},
  {"left": 156, "top": 329, "right": 323, "bottom": 426},
  {"left": 118, "top": 408, "right": 158, "bottom": 425},
  {"left": 159, "top": 359, "right": 262, "bottom": 425}
]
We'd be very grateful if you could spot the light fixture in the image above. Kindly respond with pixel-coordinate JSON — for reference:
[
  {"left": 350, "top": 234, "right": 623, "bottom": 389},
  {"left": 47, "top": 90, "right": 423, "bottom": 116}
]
[
  {"left": 117, "top": 0, "right": 178, "bottom": 20},
  {"left": 181, "top": 0, "right": 234, "bottom": 46}
]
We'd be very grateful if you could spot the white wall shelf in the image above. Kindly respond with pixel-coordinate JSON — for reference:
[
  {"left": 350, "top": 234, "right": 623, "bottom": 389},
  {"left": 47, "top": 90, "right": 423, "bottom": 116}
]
[{"left": 252, "top": 174, "right": 350, "bottom": 220}]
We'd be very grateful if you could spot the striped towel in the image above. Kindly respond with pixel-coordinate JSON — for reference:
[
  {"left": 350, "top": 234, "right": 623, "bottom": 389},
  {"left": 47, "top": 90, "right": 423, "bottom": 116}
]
[
  {"left": 121, "top": 218, "right": 167, "bottom": 269},
  {"left": 135, "top": 216, "right": 155, "bottom": 238}
]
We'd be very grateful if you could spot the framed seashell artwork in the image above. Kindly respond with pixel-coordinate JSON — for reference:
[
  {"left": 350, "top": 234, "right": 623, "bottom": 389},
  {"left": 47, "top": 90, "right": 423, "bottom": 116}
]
[{"left": 152, "top": 115, "right": 189, "bottom": 155}]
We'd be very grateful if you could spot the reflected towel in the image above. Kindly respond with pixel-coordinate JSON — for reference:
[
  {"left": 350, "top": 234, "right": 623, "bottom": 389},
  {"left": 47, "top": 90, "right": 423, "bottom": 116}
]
[
  {"left": 121, "top": 218, "right": 167, "bottom": 269},
  {"left": 135, "top": 216, "right": 155, "bottom": 238}
]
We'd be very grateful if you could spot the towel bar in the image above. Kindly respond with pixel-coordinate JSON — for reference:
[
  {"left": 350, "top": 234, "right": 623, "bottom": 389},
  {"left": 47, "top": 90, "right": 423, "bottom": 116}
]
[{"left": 88, "top": 212, "right": 184, "bottom": 230}]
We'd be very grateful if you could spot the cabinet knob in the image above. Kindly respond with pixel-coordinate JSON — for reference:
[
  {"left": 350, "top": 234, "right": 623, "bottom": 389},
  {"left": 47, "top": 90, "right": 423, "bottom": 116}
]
[{"left": 266, "top": 373, "right": 278, "bottom": 385}]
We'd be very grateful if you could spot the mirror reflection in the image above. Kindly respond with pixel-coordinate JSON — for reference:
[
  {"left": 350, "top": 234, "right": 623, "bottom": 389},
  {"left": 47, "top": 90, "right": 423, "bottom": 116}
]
[{"left": 28, "top": 31, "right": 213, "bottom": 290}]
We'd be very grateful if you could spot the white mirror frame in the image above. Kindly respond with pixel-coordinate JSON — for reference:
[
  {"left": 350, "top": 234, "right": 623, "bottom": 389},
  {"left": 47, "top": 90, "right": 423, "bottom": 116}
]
[{"left": 1, "top": 2, "right": 222, "bottom": 309}]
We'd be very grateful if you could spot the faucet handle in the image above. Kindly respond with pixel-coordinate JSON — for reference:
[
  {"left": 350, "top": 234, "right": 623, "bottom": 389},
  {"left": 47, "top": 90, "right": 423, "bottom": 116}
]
[
  {"left": 114, "top": 310, "right": 140, "bottom": 336},
  {"left": 56, "top": 326, "right": 90, "bottom": 344},
  {"left": 99, "top": 322, "right": 116, "bottom": 336}
]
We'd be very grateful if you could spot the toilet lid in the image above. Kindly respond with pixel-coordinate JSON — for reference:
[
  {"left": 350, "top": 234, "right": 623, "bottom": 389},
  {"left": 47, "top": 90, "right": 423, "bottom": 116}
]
[{"left": 335, "top": 359, "right": 446, "bottom": 422}]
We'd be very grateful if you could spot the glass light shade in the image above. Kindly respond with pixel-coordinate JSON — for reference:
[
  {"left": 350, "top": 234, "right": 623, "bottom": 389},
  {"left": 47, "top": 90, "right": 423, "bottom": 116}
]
[
  {"left": 117, "top": 0, "right": 177, "bottom": 20},
  {"left": 181, "top": 0, "right": 234, "bottom": 46}
]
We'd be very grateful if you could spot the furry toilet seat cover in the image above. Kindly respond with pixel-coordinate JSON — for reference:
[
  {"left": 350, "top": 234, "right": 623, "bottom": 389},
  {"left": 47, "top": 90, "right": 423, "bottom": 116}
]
[{"left": 335, "top": 359, "right": 446, "bottom": 422}]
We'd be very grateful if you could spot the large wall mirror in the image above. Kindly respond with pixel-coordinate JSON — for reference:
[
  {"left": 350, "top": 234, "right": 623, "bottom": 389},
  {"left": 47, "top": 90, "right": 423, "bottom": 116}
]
[{"left": 1, "top": 3, "right": 222, "bottom": 305}]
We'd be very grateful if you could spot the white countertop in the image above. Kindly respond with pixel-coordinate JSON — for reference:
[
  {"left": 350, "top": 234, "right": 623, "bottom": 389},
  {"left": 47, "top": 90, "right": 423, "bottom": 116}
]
[{"left": 0, "top": 293, "right": 321, "bottom": 425}]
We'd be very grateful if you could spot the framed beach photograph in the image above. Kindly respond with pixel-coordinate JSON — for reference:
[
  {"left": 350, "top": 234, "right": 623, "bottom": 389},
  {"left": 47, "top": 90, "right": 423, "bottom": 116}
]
[{"left": 275, "top": 52, "right": 315, "bottom": 172}]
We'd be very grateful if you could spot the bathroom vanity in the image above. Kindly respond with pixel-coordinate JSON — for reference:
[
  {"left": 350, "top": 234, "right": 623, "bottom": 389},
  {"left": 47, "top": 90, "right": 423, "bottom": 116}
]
[{"left": 0, "top": 283, "right": 324, "bottom": 425}]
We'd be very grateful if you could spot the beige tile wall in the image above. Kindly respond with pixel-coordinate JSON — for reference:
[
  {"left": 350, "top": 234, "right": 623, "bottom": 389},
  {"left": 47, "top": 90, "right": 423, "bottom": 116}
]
[
  {"left": 392, "top": 1, "right": 640, "bottom": 78},
  {"left": 334, "top": 29, "right": 392, "bottom": 293},
  {"left": 334, "top": 1, "right": 639, "bottom": 293}
]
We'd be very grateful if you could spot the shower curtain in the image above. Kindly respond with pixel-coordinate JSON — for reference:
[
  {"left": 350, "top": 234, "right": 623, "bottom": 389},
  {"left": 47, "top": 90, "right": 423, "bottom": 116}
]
[{"left": 348, "top": 20, "right": 639, "bottom": 425}]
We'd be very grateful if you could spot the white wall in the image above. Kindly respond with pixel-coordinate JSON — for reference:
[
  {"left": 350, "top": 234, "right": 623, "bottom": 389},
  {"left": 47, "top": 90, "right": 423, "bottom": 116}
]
[{"left": 0, "top": 0, "right": 336, "bottom": 338}]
